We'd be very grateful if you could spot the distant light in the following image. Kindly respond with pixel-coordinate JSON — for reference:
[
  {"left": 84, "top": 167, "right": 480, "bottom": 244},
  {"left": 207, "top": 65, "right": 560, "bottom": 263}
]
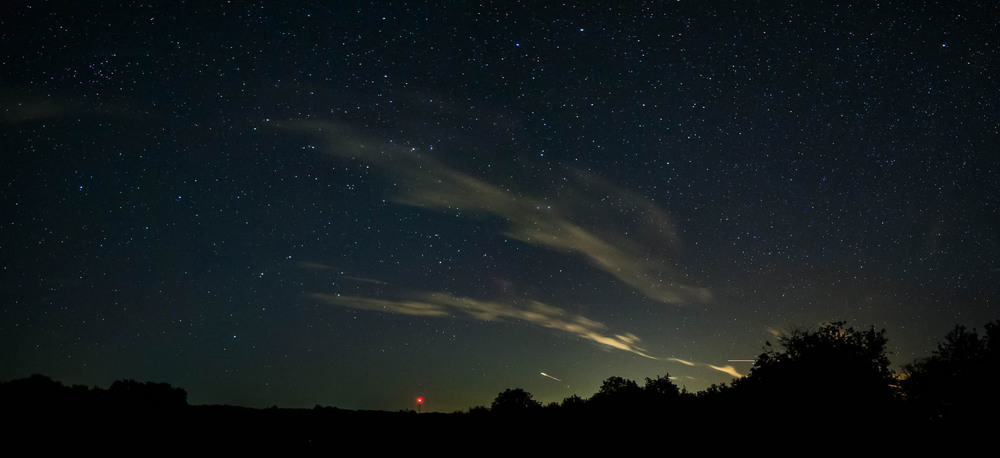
[{"left": 416, "top": 397, "right": 424, "bottom": 404}]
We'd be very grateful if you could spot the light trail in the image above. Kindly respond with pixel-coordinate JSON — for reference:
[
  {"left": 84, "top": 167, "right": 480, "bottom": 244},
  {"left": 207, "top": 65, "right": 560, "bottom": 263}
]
[{"left": 540, "top": 372, "right": 563, "bottom": 382}]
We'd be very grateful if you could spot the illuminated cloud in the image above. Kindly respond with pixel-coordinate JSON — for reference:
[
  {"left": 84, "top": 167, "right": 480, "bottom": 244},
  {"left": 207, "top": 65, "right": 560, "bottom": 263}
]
[
  {"left": 707, "top": 364, "right": 744, "bottom": 378},
  {"left": 311, "top": 291, "right": 657, "bottom": 359},
  {"left": 284, "top": 119, "right": 712, "bottom": 306},
  {"left": 311, "top": 288, "right": 742, "bottom": 376}
]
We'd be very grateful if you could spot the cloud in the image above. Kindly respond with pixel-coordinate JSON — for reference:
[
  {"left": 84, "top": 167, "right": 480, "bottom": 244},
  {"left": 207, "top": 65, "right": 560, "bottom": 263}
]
[
  {"left": 286, "top": 119, "right": 732, "bottom": 378},
  {"left": 311, "top": 291, "right": 657, "bottom": 359},
  {"left": 0, "top": 93, "right": 72, "bottom": 123},
  {"left": 0, "top": 90, "right": 140, "bottom": 124},
  {"left": 707, "top": 364, "right": 744, "bottom": 378},
  {"left": 298, "top": 261, "right": 334, "bottom": 272},
  {"left": 310, "top": 293, "right": 450, "bottom": 317},
  {"left": 283, "top": 119, "right": 712, "bottom": 306},
  {"left": 312, "top": 290, "right": 747, "bottom": 380},
  {"left": 339, "top": 275, "right": 388, "bottom": 285}
]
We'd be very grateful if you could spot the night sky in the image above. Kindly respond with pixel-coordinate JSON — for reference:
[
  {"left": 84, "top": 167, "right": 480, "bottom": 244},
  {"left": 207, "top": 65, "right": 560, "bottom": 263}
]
[{"left": 2, "top": 1, "right": 997, "bottom": 413}]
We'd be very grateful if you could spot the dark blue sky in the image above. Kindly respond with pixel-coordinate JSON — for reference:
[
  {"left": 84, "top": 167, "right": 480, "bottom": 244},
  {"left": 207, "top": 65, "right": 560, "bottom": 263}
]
[{"left": 2, "top": 1, "right": 997, "bottom": 413}]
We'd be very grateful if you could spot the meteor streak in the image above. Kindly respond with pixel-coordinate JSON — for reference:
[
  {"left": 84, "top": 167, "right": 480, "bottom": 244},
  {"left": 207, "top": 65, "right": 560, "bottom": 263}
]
[{"left": 540, "top": 372, "right": 563, "bottom": 382}]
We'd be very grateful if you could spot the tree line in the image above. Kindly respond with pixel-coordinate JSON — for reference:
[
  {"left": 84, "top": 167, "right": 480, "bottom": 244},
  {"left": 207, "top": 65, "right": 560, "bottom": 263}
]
[
  {"left": 3, "top": 319, "right": 996, "bottom": 441},
  {"left": 1, "top": 374, "right": 188, "bottom": 411},
  {"left": 481, "top": 320, "right": 999, "bottom": 429}
]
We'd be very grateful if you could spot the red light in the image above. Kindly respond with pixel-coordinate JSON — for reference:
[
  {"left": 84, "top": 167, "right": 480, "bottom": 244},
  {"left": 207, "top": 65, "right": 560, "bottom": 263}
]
[{"left": 416, "top": 397, "right": 423, "bottom": 404}]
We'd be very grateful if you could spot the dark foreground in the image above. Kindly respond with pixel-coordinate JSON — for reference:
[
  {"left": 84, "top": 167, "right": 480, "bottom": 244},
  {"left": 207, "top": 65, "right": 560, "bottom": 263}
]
[
  {"left": 7, "top": 321, "right": 996, "bottom": 450},
  {"left": 4, "top": 388, "right": 987, "bottom": 452}
]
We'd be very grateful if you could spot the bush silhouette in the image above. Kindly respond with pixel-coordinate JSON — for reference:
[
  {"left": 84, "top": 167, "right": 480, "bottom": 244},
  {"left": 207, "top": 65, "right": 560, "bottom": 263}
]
[
  {"left": 903, "top": 320, "right": 1000, "bottom": 423},
  {"left": 729, "top": 321, "right": 899, "bottom": 426},
  {"left": 490, "top": 388, "right": 541, "bottom": 415},
  {"left": 107, "top": 379, "right": 188, "bottom": 409},
  {"left": 642, "top": 375, "right": 680, "bottom": 404}
]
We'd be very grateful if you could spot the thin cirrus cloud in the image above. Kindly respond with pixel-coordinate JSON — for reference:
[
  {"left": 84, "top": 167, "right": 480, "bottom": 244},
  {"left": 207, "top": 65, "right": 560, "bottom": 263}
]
[
  {"left": 1, "top": 90, "right": 142, "bottom": 124},
  {"left": 284, "top": 119, "right": 712, "bottom": 306},
  {"left": 288, "top": 119, "right": 732, "bottom": 374},
  {"left": 310, "top": 289, "right": 745, "bottom": 379},
  {"left": 310, "top": 291, "right": 658, "bottom": 359},
  {"left": 0, "top": 92, "right": 72, "bottom": 123}
]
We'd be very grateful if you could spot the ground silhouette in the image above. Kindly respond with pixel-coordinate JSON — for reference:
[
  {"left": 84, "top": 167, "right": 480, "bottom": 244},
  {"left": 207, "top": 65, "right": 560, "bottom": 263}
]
[{"left": 4, "top": 320, "right": 996, "bottom": 448}]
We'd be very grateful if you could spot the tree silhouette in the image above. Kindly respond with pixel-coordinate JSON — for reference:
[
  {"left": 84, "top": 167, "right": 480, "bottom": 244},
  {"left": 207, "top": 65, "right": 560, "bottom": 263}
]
[
  {"left": 560, "top": 394, "right": 586, "bottom": 411},
  {"left": 467, "top": 405, "right": 490, "bottom": 416},
  {"left": 903, "top": 320, "right": 1000, "bottom": 423},
  {"left": 643, "top": 375, "right": 680, "bottom": 401},
  {"left": 107, "top": 379, "right": 188, "bottom": 409},
  {"left": 490, "top": 388, "right": 541, "bottom": 415},
  {"left": 595, "top": 376, "right": 640, "bottom": 398},
  {"left": 588, "top": 376, "right": 643, "bottom": 413},
  {"left": 730, "top": 321, "right": 899, "bottom": 426},
  {"left": 2, "top": 374, "right": 80, "bottom": 411}
]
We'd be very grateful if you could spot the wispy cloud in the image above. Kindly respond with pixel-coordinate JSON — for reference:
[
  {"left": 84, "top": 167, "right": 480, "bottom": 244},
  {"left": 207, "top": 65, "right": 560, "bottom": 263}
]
[
  {"left": 0, "top": 90, "right": 141, "bottom": 123},
  {"left": 667, "top": 357, "right": 696, "bottom": 366},
  {"left": 283, "top": 119, "right": 712, "bottom": 306},
  {"left": 298, "top": 261, "right": 334, "bottom": 272},
  {"left": 286, "top": 119, "right": 729, "bottom": 376},
  {"left": 0, "top": 94, "right": 71, "bottom": 123},
  {"left": 339, "top": 275, "right": 388, "bottom": 285},
  {"left": 311, "top": 293, "right": 451, "bottom": 317},
  {"left": 707, "top": 364, "right": 744, "bottom": 378},
  {"left": 311, "top": 291, "right": 658, "bottom": 359},
  {"left": 311, "top": 290, "right": 747, "bottom": 381}
]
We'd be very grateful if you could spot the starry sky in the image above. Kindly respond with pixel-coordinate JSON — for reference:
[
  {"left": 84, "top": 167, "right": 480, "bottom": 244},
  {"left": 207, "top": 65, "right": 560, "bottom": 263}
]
[{"left": 2, "top": 1, "right": 997, "bottom": 413}]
